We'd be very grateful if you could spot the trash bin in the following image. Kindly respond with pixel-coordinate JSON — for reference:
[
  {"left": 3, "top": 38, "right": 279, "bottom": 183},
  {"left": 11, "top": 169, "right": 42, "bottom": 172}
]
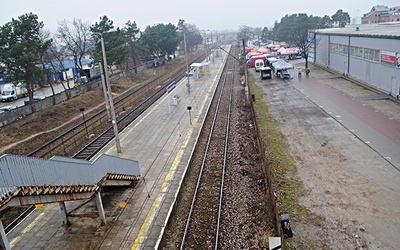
[
  {"left": 251, "top": 94, "right": 256, "bottom": 102},
  {"left": 279, "top": 214, "right": 293, "bottom": 238}
]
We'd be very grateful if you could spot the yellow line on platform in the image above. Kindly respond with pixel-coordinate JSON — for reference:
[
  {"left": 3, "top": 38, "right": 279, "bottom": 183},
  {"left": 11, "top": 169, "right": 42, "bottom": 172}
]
[
  {"left": 131, "top": 56, "right": 226, "bottom": 249},
  {"left": 9, "top": 212, "right": 46, "bottom": 248},
  {"left": 131, "top": 125, "right": 192, "bottom": 249}
]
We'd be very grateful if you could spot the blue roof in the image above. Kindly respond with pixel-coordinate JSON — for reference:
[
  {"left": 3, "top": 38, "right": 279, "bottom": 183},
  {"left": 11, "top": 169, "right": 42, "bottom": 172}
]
[{"left": 45, "top": 58, "right": 93, "bottom": 71}]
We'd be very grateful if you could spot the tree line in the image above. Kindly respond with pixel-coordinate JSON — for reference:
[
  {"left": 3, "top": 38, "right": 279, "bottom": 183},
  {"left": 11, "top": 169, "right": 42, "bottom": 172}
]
[
  {"left": 0, "top": 13, "right": 203, "bottom": 108},
  {"left": 238, "top": 9, "right": 351, "bottom": 68}
]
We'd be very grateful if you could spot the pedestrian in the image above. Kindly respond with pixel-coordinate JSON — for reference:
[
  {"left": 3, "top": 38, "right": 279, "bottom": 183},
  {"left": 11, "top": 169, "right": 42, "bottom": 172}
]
[
  {"left": 306, "top": 68, "right": 310, "bottom": 76},
  {"left": 298, "top": 68, "right": 302, "bottom": 78}
]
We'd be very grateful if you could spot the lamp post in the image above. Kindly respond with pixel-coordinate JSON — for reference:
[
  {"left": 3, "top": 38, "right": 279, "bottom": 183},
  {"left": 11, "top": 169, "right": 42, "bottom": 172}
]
[
  {"left": 100, "top": 35, "right": 122, "bottom": 153},
  {"left": 211, "top": 30, "right": 214, "bottom": 62},
  {"left": 80, "top": 107, "right": 88, "bottom": 137},
  {"left": 204, "top": 31, "right": 209, "bottom": 62}
]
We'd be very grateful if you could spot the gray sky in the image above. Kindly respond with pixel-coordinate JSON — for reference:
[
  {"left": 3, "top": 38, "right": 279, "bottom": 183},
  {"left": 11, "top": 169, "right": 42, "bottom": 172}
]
[{"left": 1, "top": 0, "right": 398, "bottom": 32}]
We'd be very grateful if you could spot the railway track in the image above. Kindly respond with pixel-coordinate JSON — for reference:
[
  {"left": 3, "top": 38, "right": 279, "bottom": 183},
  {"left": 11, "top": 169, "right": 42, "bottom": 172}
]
[
  {"left": 180, "top": 45, "right": 236, "bottom": 249},
  {"left": 1, "top": 52, "right": 207, "bottom": 234},
  {"left": 162, "top": 43, "right": 273, "bottom": 249},
  {"left": 2, "top": 43, "right": 276, "bottom": 248},
  {"left": 27, "top": 52, "right": 206, "bottom": 160}
]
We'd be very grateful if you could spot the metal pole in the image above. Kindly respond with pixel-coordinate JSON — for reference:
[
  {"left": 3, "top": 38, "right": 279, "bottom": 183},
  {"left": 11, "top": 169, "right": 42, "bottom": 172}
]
[
  {"left": 204, "top": 31, "right": 208, "bottom": 62},
  {"left": 184, "top": 32, "right": 190, "bottom": 93},
  {"left": 80, "top": 107, "right": 88, "bottom": 137},
  {"left": 0, "top": 220, "right": 10, "bottom": 250},
  {"left": 101, "top": 36, "right": 122, "bottom": 153},
  {"left": 99, "top": 62, "right": 111, "bottom": 121},
  {"left": 242, "top": 39, "right": 249, "bottom": 105},
  {"left": 211, "top": 30, "right": 214, "bottom": 62}
]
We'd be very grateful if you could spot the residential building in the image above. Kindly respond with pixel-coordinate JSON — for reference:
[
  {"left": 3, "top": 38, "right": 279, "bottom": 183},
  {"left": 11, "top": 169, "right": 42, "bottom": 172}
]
[{"left": 362, "top": 5, "right": 400, "bottom": 24}]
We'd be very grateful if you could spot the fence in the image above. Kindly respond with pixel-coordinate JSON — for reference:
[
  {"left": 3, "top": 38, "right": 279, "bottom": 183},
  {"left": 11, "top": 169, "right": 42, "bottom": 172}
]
[{"left": 0, "top": 61, "right": 155, "bottom": 128}]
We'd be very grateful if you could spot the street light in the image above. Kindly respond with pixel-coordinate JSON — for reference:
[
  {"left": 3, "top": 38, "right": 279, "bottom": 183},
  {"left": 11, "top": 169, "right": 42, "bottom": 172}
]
[
  {"left": 99, "top": 34, "right": 122, "bottom": 153},
  {"left": 80, "top": 107, "right": 89, "bottom": 137}
]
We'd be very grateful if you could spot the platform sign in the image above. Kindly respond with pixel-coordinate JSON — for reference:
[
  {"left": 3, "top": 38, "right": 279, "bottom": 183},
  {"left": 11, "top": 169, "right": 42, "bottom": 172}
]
[{"left": 166, "top": 81, "right": 176, "bottom": 93}]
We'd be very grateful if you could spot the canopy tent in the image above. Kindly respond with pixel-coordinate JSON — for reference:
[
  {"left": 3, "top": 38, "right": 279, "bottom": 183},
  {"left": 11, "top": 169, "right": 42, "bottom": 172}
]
[
  {"left": 257, "top": 47, "right": 269, "bottom": 54},
  {"left": 267, "top": 44, "right": 276, "bottom": 49},
  {"left": 279, "top": 47, "right": 298, "bottom": 55},
  {"left": 245, "top": 47, "right": 257, "bottom": 55},
  {"left": 272, "top": 59, "right": 294, "bottom": 71},
  {"left": 277, "top": 47, "right": 286, "bottom": 53}
]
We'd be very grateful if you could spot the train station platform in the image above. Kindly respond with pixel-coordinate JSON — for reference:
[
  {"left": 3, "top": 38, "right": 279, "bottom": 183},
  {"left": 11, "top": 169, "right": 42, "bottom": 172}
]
[{"left": 5, "top": 46, "right": 230, "bottom": 249}]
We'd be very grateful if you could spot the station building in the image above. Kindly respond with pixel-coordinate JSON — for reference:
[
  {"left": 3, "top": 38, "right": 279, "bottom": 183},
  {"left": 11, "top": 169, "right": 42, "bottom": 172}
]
[{"left": 309, "top": 22, "right": 400, "bottom": 98}]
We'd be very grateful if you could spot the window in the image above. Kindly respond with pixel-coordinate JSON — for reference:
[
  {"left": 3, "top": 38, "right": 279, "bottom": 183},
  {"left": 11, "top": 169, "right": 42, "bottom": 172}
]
[
  {"left": 364, "top": 48, "right": 380, "bottom": 62},
  {"left": 350, "top": 46, "right": 363, "bottom": 58},
  {"left": 330, "top": 43, "right": 339, "bottom": 53},
  {"left": 339, "top": 44, "right": 348, "bottom": 55}
]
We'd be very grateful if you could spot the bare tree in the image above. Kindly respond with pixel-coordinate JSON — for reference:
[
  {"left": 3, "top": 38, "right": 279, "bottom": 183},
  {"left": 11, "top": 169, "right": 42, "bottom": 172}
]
[
  {"left": 38, "top": 28, "right": 57, "bottom": 102},
  {"left": 57, "top": 19, "right": 92, "bottom": 82},
  {"left": 252, "top": 27, "right": 263, "bottom": 46},
  {"left": 46, "top": 35, "right": 73, "bottom": 98}
]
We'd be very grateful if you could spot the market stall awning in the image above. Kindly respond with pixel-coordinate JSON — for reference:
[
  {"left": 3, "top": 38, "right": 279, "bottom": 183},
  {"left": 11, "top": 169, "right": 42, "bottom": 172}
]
[{"left": 272, "top": 59, "right": 294, "bottom": 71}]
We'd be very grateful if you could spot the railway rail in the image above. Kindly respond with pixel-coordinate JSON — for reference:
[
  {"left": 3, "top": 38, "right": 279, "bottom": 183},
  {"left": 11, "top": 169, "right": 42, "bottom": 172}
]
[
  {"left": 180, "top": 45, "right": 236, "bottom": 249},
  {"left": 161, "top": 42, "right": 275, "bottom": 249},
  {"left": 1, "top": 52, "right": 207, "bottom": 234},
  {"left": 28, "top": 52, "right": 206, "bottom": 160},
  {"left": 2, "top": 43, "right": 278, "bottom": 248}
]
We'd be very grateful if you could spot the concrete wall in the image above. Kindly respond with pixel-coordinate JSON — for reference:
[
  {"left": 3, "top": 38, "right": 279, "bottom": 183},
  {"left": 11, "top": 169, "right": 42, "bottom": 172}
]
[{"left": 0, "top": 60, "right": 156, "bottom": 128}]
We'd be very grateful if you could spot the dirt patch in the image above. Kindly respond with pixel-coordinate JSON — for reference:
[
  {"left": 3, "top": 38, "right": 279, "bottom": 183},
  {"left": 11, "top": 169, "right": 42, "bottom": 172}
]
[
  {"left": 251, "top": 61, "right": 400, "bottom": 249},
  {"left": 0, "top": 60, "right": 181, "bottom": 156}
]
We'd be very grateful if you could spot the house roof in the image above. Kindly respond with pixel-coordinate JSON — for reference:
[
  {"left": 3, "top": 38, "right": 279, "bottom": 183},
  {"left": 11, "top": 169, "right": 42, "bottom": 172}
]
[
  {"left": 45, "top": 58, "right": 93, "bottom": 71},
  {"left": 313, "top": 22, "right": 400, "bottom": 39}
]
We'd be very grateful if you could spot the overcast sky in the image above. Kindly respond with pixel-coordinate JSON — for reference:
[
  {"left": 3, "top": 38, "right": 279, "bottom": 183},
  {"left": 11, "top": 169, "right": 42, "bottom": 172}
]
[{"left": 1, "top": 0, "right": 398, "bottom": 33}]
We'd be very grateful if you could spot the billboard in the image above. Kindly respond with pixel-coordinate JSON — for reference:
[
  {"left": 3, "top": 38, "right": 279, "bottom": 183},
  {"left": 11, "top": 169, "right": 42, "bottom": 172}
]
[{"left": 381, "top": 50, "right": 400, "bottom": 67}]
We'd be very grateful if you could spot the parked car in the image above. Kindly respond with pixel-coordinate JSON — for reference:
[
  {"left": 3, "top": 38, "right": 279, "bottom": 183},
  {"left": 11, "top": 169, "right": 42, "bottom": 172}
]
[
  {"left": 279, "top": 72, "right": 293, "bottom": 79},
  {"left": 0, "top": 105, "right": 17, "bottom": 112},
  {"left": 24, "top": 96, "right": 46, "bottom": 105}
]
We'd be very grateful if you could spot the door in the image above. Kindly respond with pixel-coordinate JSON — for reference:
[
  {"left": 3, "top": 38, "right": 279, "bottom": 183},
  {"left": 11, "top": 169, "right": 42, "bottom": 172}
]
[{"left": 391, "top": 76, "right": 399, "bottom": 98}]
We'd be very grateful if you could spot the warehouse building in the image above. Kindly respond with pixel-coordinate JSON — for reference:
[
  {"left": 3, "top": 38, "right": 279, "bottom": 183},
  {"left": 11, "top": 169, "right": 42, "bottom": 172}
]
[{"left": 309, "top": 22, "right": 400, "bottom": 98}]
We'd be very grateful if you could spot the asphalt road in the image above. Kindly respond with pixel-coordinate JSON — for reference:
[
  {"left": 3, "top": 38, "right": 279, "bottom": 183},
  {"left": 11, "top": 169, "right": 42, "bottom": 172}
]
[
  {"left": 0, "top": 81, "right": 75, "bottom": 109},
  {"left": 253, "top": 60, "right": 400, "bottom": 170},
  {"left": 289, "top": 68, "right": 400, "bottom": 170},
  {"left": 251, "top": 60, "right": 400, "bottom": 248}
]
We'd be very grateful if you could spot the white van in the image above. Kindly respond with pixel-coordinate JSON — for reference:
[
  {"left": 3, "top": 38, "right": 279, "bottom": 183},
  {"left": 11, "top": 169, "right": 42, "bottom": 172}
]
[{"left": 255, "top": 59, "right": 264, "bottom": 72}]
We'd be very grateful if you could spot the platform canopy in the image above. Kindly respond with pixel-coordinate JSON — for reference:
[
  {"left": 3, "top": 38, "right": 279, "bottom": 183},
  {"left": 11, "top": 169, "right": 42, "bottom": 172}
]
[{"left": 190, "top": 62, "right": 210, "bottom": 79}]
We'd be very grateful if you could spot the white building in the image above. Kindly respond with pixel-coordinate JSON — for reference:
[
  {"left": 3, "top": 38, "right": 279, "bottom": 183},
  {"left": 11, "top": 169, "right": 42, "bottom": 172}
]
[{"left": 309, "top": 22, "right": 400, "bottom": 98}]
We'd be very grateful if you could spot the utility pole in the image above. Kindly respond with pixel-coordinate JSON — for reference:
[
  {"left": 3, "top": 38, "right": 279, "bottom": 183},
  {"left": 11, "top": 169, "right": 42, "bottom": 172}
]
[
  {"left": 100, "top": 36, "right": 122, "bottom": 153},
  {"left": 99, "top": 62, "right": 111, "bottom": 121},
  {"left": 242, "top": 39, "right": 249, "bottom": 105},
  {"left": 184, "top": 32, "right": 190, "bottom": 93}
]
